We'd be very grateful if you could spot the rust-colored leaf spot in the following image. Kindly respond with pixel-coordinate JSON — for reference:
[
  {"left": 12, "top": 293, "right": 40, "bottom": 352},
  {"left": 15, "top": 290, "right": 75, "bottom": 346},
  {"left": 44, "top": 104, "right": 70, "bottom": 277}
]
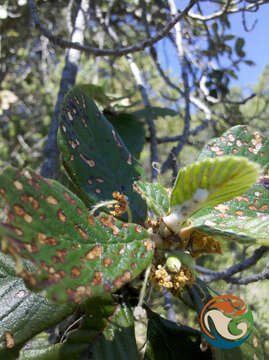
[
  {"left": 135, "top": 225, "right": 143, "bottom": 233},
  {"left": 20, "top": 194, "right": 29, "bottom": 203},
  {"left": 56, "top": 249, "right": 67, "bottom": 263},
  {"left": 14, "top": 204, "right": 25, "bottom": 216},
  {"left": 259, "top": 205, "right": 268, "bottom": 211},
  {"left": 235, "top": 195, "right": 249, "bottom": 202},
  {"left": 103, "top": 282, "right": 112, "bottom": 292},
  {"left": 91, "top": 271, "right": 103, "bottom": 286},
  {"left": 99, "top": 216, "right": 120, "bottom": 235},
  {"left": 5, "top": 332, "right": 15, "bottom": 349},
  {"left": 96, "top": 177, "right": 104, "bottom": 183},
  {"left": 71, "top": 266, "right": 81, "bottom": 278},
  {"left": 13, "top": 180, "right": 23, "bottom": 190},
  {"left": 85, "top": 245, "right": 103, "bottom": 260},
  {"left": 87, "top": 216, "right": 95, "bottom": 226},
  {"left": 95, "top": 188, "right": 102, "bottom": 194},
  {"left": 80, "top": 153, "right": 95, "bottom": 167},
  {"left": 24, "top": 213, "right": 33, "bottom": 223},
  {"left": 15, "top": 290, "right": 26, "bottom": 298},
  {"left": 235, "top": 210, "right": 244, "bottom": 216},
  {"left": 248, "top": 205, "right": 257, "bottom": 211},
  {"left": 14, "top": 227, "right": 24, "bottom": 236},
  {"left": 66, "top": 285, "right": 91, "bottom": 303},
  {"left": 46, "top": 195, "right": 59, "bottom": 206},
  {"left": 131, "top": 262, "right": 137, "bottom": 269},
  {"left": 28, "top": 196, "right": 39, "bottom": 210},
  {"left": 0, "top": 187, "right": 6, "bottom": 196},
  {"left": 75, "top": 224, "right": 89, "bottom": 239},
  {"left": 63, "top": 191, "right": 76, "bottom": 204},
  {"left": 140, "top": 253, "right": 145, "bottom": 259},
  {"left": 113, "top": 276, "right": 124, "bottom": 289},
  {"left": 57, "top": 209, "right": 67, "bottom": 223},
  {"left": 76, "top": 206, "right": 83, "bottom": 215},
  {"left": 143, "top": 239, "right": 154, "bottom": 251},
  {"left": 39, "top": 214, "right": 46, "bottom": 220},
  {"left": 122, "top": 270, "right": 132, "bottom": 281},
  {"left": 103, "top": 257, "right": 113, "bottom": 267}
]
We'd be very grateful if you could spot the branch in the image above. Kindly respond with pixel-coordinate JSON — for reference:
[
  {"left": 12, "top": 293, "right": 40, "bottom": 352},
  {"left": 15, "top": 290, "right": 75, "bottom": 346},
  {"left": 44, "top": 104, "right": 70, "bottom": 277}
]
[
  {"left": 41, "top": 0, "right": 89, "bottom": 178},
  {"left": 196, "top": 246, "right": 268, "bottom": 283},
  {"left": 161, "top": 0, "right": 190, "bottom": 174},
  {"left": 188, "top": 0, "right": 269, "bottom": 22},
  {"left": 225, "top": 269, "right": 269, "bottom": 284},
  {"left": 28, "top": 0, "right": 196, "bottom": 56}
]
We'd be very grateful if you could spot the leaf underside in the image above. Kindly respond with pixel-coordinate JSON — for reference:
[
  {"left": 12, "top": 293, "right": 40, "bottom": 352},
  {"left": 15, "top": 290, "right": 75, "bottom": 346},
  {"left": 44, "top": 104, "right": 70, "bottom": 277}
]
[
  {"left": 134, "top": 181, "right": 169, "bottom": 217},
  {"left": 188, "top": 126, "right": 269, "bottom": 246},
  {"left": 0, "top": 167, "right": 154, "bottom": 303},
  {"left": 58, "top": 88, "right": 147, "bottom": 224}
]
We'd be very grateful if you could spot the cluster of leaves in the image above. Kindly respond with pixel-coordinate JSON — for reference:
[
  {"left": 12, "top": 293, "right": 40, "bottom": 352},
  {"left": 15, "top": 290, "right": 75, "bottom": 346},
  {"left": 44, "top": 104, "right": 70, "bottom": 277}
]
[{"left": 0, "top": 89, "right": 267, "bottom": 359}]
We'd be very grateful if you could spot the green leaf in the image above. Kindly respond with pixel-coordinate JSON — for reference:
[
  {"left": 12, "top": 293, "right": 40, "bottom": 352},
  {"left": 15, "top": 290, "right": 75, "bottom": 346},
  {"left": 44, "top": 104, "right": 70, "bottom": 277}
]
[
  {"left": 105, "top": 112, "right": 145, "bottom": 159},
  {"left": 58, "top": 88, "right": 147, "bottom": 224},
  {"left": 92, "top": 302, "right": 140, "bottom": 360},
  {"left": 144, "top": 307, "right": 212, "bottom": 360},
  {"left": 211, "top": 329, "right": 265, "bottom": 360},
  {"left": 189, "top": 125, "right": 269, "bottom": 246},
  {"left": 235, "top": 37, "right": 245, "bottom": 57},
  {"left": 0, "top": 252, "right": 73, "bottom": 353},
  {"left": 163, "top": 156, "right": 259, "bottom": 233},
  {"left": 133, "top": 181, "right": 169, "bottom": 217},
  {"left": 0, "top": 167, "right": 154, "bottom": 303},
  {"left": 18, "top": 332, "right": 88, "bottom": 360}
]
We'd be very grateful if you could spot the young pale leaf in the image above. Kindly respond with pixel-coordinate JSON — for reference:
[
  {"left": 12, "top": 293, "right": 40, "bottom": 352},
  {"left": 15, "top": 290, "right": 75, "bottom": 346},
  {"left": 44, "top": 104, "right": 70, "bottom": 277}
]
[
  {"left": 0, "top": 167, "right": 154, "bottom": 303},
  {"left": 58, "top": 88, "right": 147, "bottom": 224},
  {"left": 0, "top": 252, "right": 73, "bottom": 352},
  {"left": 188, "top": 125, "right": 269, "bottom": 246},
  {"left": 164, "top": 156, "right": 259, "bottom": 233},
  {"left": 133, "top": 181, "right": 169, "bottom": 217}
]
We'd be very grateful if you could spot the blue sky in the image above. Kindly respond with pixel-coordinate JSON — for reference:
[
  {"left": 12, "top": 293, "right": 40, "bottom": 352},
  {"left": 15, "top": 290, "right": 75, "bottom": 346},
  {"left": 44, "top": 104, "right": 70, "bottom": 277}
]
[{"left": 157, "top": 4, "right": 269, "bottom": 89}]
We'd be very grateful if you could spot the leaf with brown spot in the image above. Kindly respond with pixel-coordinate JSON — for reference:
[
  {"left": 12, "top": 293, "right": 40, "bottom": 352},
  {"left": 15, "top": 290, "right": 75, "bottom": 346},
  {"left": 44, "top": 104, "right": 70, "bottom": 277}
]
[
  {"left": 0, "top": 167, "right": 153, "bottom": 303},
  {"left": 188, "top": 126, "right": 269, "bottom": 246},
  {"left": 58, "top": 88, "right": 147, "bottom": 224}
]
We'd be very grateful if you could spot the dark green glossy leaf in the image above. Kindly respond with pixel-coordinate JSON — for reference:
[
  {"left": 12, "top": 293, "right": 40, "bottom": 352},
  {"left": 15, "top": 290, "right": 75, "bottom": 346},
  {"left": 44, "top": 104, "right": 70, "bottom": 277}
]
[
  {"left": 0, "top": 167, "right": 154, "bottom": 303},
  {"left": 92, "top": 302, "right": 140, "bottom": 360},
  {"left": 58, "top": 88, "right": 147, "bottom": 224},
  {"left": 133, "top": 181, "right": 169, "bottom": 217},
  {"left": 106, "top": 112, "right": 145, "bottom": 159},
  {"left": 211, "top": 328, "right": 265, "bottom": 360},
  {"left": 0, "top": 252, "right": 73, "bottom": 352},
  {"left": 188, "top": 126, "right": 269, "bottom": 246},
  {"left": 144, "top": 307, "right": 212, "bottom": 360},
  {"left": 235, "top": 38, "right": 245, "bottom": 57}
]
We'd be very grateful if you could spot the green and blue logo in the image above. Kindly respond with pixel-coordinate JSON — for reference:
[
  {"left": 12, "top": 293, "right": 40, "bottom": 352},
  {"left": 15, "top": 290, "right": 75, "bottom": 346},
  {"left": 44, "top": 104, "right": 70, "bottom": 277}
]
[{"left": 200, "top": 295, "right": 254, "bottom": 349}]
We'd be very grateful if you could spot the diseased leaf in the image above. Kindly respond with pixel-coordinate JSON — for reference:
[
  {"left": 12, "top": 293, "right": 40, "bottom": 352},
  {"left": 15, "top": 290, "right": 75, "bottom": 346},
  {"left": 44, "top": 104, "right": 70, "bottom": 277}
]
[
  {"left": 0, "top": 167, "right": 154, "bottom": 303},
  {"left": 188, "top": 126, "right": 269, "bottom": 246},
  {"left": 0, "top": 252, "right": 73, "bottom": 352},
  {"left": 133, "top": 181, "right": 169, "bottom": 217},
  {"left": 144, "top": 307, "right": 212, "bottom": 360},
  {"left": 106, "top": 112, "right": 145, "bottom": 159},
  {"left": 58, "top": 88, "right": 147, "bottom": 224},
  {"left": 163, "top": 156, "right": 259, "bottom": 233}
]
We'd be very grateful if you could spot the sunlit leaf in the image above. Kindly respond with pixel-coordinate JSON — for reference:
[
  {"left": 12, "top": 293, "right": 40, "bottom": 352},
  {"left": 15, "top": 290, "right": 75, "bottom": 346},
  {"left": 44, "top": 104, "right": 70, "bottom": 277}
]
[
  {"left": 0, "top": 167, "right": 154, "bottom": 303},
  {"left": 134, "top": 181, "right": 169, "bottom": 217},
  {"left": 188, "top": 126, "right": 269, "bottom": 246},
  {"left": 58, "top": 88, "right": 147, "bottom": 224},
  {"left": 163, "top": 156, "right": 259, "bottom": 233}
]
